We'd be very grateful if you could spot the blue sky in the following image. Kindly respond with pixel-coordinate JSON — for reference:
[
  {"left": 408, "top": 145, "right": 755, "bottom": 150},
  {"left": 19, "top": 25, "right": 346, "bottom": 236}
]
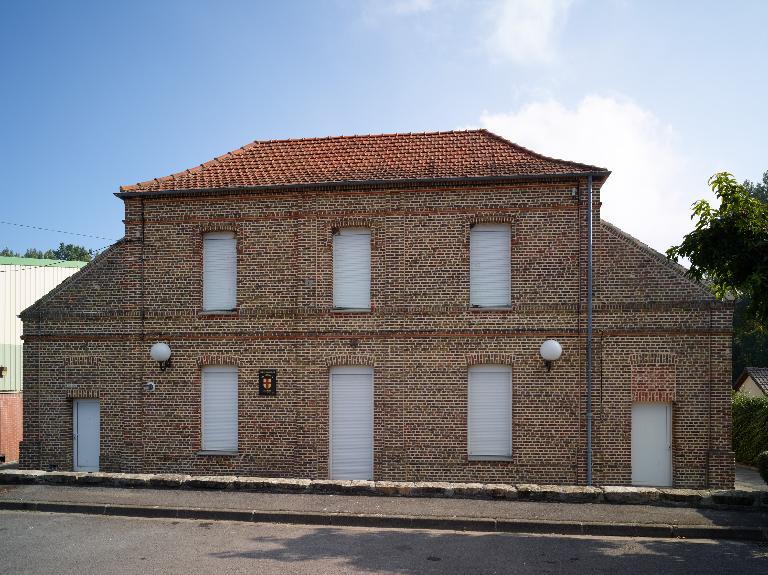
[{"left": 1, "top": 0, "right": 766, "bottom": 255}]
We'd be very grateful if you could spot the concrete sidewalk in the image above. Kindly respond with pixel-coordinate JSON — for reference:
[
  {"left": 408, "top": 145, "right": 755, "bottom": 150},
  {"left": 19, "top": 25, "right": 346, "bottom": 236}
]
[
  {"left": 1, "top": 483, "right": 766, "bottom": 541},
  {"left": 736, "top": 465, "right": 767, "bottom": 491}
]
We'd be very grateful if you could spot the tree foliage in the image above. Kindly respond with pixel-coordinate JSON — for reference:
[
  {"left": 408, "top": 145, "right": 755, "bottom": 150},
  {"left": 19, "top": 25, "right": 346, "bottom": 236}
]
[
  {"left": 667, "top": 172, "right": 768, "bottom": 328},
  {"left": 757, "top": 451, "right": 768, "bottom": 485},
  {"left": 733, "top": 294, "right": 768, "bottom": 382},
  {"left": 732, "top": 392, "right": 768, "bottom": 465},
  {"left": 0, "top": 243, "right": 93, "bottom": 262},
  {"left": 744, "top": 170, "right": 768, "bottom": 203}
]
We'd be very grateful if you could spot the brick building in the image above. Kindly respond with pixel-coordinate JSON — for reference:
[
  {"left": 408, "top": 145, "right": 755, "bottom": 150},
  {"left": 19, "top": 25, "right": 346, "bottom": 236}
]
[{"left": 19, "top": 130, "right": 734, "bottom": 488}]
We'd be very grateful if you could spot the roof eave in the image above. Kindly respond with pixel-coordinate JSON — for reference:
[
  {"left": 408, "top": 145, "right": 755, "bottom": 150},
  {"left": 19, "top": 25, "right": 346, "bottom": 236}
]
[{"left": 115, "top": 171, "right": 611, "bottom": 199}]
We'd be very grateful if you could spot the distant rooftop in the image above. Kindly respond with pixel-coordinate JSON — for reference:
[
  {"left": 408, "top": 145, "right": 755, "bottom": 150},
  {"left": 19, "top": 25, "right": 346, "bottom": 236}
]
[
  {"left": 735, "top": 367, "right": 768, "bottom": 394},
  {"left": 0, "top": 256, "right": 88, "bottom": 268}
]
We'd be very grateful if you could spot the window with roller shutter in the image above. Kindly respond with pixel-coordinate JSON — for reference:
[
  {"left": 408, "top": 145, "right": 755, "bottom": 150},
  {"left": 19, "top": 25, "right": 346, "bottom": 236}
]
[
  {"left": 333, "top": 228, "right": 371, "bottom": 310},
  {"left": 470, "top": 224, "right": 511, "bottom": 307},
  {"left": 203, "top": 232, "right": 237, "bottom": 311},
  {"left": 330, "top": 366, "right": 374, "bottom": 480},
  {"left": 201, "top": 366, "right": 238, "bottom": 452},
  {"left": 468, "top": 365, "right": 512, "bottom": 458}
]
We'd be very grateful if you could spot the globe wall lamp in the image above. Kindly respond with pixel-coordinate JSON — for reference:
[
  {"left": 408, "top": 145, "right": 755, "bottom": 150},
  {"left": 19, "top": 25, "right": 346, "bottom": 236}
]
[
  {"left": 539, "top": 339, "right": 563, "bottom": 372},
  {"left": 150, "top": 342, "right": 172, "bottom": 372}
]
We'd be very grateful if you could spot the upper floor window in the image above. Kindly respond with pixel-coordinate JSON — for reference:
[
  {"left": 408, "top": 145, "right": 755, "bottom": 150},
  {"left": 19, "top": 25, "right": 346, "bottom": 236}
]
[
  {"left": 203, "top": 232, "right": 237, "bottom": 311},
  {"left": 333, "top": 228, "right": 371, "bottom": 310},
  {"left": 470, "top": 224, "right": 511, "bottom": 307}
]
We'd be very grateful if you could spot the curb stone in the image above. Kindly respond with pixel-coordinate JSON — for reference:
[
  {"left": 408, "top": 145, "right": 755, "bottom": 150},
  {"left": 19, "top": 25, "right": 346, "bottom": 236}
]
[
  {"left": 0, "top": 469, "right": 765, "bottom": 510},
  {"left": 710, "top": 490, "right": 757, "bottom": 506},
  {"left": 373, "top": 481, "right": 415, "bottom": 497},
  {"left": 233, "top": 477, "right": 311, "bottom": 493},
  {"left": 0, "top": 499, "right": 764, "bottom": 542},
  {"left": 484, "top": 484, "right": 518, "bottom": 500},
  {"left": 603, "top": 486, "right": 660, "bottom": 504}
]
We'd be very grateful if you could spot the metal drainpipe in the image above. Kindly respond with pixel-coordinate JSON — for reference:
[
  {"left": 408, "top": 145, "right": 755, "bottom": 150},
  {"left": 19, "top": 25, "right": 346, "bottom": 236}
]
[{"left": 586, "top": 175, "right": 594, "bottom": 486}]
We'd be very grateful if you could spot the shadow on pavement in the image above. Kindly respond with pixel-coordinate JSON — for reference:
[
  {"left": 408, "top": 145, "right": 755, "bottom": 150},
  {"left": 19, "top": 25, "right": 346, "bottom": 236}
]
[{"left": 208, "top": 526, "right": 768, "bottom": 574}]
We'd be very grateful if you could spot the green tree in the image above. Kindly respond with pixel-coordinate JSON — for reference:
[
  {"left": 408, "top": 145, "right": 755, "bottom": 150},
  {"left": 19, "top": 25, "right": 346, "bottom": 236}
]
[
  {"left": 667, "top": 172, "right": 768, "bottom": 329},
  {"left": 731, "top": 172, "right": 768, "bottom": 380},
  {"left": 0, "top": 243, "right": 92, "bottom": 262},
  {"left": 744, "top": 170, "right": 768, "bottom": 203},
  {"left": 22, "top": 248, "right": 56, "bottom": 259},
  {"left": 733, "top": 294, "right": 768, "bottom": 382},
  {"left": 50, "top": 243, "right": 92, "bottom": 262}
]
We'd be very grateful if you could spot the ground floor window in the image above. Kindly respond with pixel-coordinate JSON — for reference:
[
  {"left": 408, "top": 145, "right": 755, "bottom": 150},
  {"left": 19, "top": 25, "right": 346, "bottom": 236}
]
[
  {"left": 468, "top": 365, "right": 512, "bottom": 458},
  {"left": 329, "top": 366, "right": 374, "bottom": 479},
  {"left": 201, "top": 366, "right": 238, "bottom": 452}
]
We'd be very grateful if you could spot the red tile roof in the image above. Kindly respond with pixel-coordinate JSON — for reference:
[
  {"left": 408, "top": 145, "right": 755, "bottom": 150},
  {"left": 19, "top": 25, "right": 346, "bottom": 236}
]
[{"left": 120, "top": 129, "right": 608, "bottom": 193}]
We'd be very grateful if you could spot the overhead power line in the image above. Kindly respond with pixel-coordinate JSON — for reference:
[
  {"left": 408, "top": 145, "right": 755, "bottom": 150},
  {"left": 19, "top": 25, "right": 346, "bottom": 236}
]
[{"left": 0, "top": 220, "right": 117, "bottom": 241}]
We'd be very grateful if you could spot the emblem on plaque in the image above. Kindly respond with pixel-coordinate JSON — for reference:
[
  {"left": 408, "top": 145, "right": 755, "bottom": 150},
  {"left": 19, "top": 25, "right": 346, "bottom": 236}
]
[{"left": 258, "top": 370, "right": 277, "bottom": 396}]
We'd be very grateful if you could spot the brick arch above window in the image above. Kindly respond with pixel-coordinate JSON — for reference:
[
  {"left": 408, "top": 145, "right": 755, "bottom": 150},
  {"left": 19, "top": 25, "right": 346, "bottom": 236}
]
[
  {"left": 200, "top": 222, "right": 241, "bottom": 234},
  {"left": 465, "top": 353, "right": 515, "bottom": 367},
  {"left": 628, "top": 352, "right": 677, "bottom": 366},
  {"left": 467, "top": 213, "right": 518, "bottom": 226},
  {"left": 326, "top": 218, "right": 378, "bottom": 250},
  {"left": 193, "top": 223, "right": 244, "bottom": 254},
  {"left": 464, "top": 215, "right": 517, "bottom": 248},
  {"left": 330, "top": 217, "right": 375, "bottom": 231},
  {"left": 196, "top": 354, "right": 242, "bottom": 368},
  {"left": 324, "top": 353, "right": 377, "bottom": 369}
]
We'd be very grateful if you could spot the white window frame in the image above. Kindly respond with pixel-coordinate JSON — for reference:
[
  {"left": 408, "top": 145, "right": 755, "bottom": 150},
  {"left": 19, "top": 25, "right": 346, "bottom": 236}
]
[
  {"left": 332, "top": 227, "right": 371, "bottom": 310},
  {"left": 200, "top": 366, "right": 238, "bottom": 453},
  {"left": 470, "top": 223, "right": 511, "bottom": 308},
  {"left": 203, "top": 231, "right": 237, "bottom": 312},
  {"left": 467, "top": 364, "right": 512, "bottom": 459}
]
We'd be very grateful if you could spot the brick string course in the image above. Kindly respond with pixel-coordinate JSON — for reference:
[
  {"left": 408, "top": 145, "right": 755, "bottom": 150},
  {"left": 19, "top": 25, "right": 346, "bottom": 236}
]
[{"left": 19, "top": 180, "right": 735, "bottom": 488}]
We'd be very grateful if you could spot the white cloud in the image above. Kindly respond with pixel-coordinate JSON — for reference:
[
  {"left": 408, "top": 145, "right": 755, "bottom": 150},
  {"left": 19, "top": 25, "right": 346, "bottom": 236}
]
[
  {"left": 484, "top": 0, "right": 573, "bottom": 64},
  {"left": 476, "top": 95, "right": 713, "bottom": 253},
  {"left": 361, "top": 1, "right": 572, "bottom": 65},
  {"left": 390, "top": 0, "right": 434, "bottom": 14},
  {"left": 362, "top": 0, "right": 434, "bottom": 21}
]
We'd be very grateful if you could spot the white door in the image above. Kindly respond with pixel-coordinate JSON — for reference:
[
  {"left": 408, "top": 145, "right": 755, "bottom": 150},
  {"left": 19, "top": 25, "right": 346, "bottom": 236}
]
[
  {"left": 330, "top": 367, "right": 373, "bottom": 479},
  {"left": 73, "top": 400, "right": 100, "bottom": 472},
  {"left": 631, "top": 403, "right": 672, "bottom": 486}
]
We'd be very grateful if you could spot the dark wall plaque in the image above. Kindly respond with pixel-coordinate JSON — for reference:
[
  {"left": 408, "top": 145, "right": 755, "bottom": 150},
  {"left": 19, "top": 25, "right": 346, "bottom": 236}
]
[{"left": 258, "top": 370, "right": 277, "bottom": 396}]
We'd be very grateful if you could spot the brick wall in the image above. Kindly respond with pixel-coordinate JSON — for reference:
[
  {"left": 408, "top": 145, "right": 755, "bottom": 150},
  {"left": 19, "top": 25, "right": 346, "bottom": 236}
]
[
  {"left": 0, "top": 392, "right": 22, "bottom": 462},
  {"left": 19, "top": 179, "right": 734, "bottom": 487}
]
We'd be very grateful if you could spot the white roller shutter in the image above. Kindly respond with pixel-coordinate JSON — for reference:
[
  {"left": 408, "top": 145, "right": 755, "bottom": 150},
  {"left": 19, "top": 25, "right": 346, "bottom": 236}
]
[
  {"left": 468, "top": 365, "right": 512, "bottom": 457},
  {"left": 330, "top": 367, "right": 374, "bottom": 479},
  {"left": 201, "top": 366, "right": 238, "bottom": 452},
  {"left": 333, "top": 228, "right": 371, "bottom": 309},
  {"left": 203, "top": 232, "right": 237, "bottom": 311},
  {"left": 470, "top": 224, "right": 511, "bottom": 307}
]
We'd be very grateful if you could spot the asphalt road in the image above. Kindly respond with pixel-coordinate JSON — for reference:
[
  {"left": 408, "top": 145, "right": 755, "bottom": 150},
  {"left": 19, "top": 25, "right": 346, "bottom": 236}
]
[{"left": 0, "top": 510, "right": 766, "bottom": 574}]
